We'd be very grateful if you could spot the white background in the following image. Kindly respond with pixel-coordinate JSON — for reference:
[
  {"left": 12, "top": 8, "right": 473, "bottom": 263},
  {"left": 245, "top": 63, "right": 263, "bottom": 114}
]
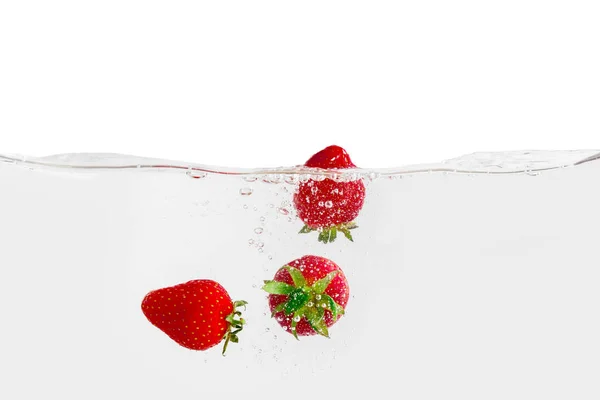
[{"left": 1, "top": 1, "right": 599, "bottom": 168}]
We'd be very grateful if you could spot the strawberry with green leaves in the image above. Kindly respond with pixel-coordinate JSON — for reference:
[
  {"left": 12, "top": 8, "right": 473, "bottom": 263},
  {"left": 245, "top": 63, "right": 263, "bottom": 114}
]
[
  {"left": 262, "top": 255, "right": 349, "bottom": 338},
  {"left": 294, "top": 145, "right": 366, "bottom": 243},
  {"left": 141, "top": 279, "right": 246, "bottom": 355}
]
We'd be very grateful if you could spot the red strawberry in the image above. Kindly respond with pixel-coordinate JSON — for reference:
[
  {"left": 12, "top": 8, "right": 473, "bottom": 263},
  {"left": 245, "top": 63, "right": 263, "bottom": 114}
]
[
  {"left": 293, "top": 145, "right": 365, "bottom": 243},
  {"left": 262, "top": 255, "right": 349, "bottom": 338},
  {"left": 141, "top": 279, "right": 246, "bottom": 355}
]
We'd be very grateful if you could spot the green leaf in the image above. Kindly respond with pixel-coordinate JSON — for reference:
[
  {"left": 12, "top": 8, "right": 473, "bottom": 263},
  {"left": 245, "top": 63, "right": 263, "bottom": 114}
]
[
  {"left": 307, "top": 306, "right": 325, "bottom": 328},
  {"left": 283, "top": 289, "right": 309, "bottom": 315},
  {"left": 341, "top": 228, "right": 354, "bottom": 242},
  {"left": 290, "top": 310, "right": 302, "bottom": 340},
  {"left": 233, "top": 300, "right": 248, "bottom": 308},
  {"left": 311, "top": 271, "right": 339, "bottom": 294},
  {"left": 229, "top": 335, "right": 239, "bottom": 343},
  {"left": 271, "top": 302, "right": 286, "bottom": 317},
  {"left": 330, "top": 228, "right": 337, "bottom": 242},
  {"left": 311, "top": 318, "right": 330, "bottom": 338},
  {"left": 299, "top": 225, "right": 313, "bottom": 234},
  {"left": 285, "top": 266, "right": 306, "bottom": 287},
  {"left": 262, "top": 281, "right": 295, "bottom": 295},
  {"left": 321, "top": 293, "right": 344, "bottom": 321},
  {"left": 344, "top": 221, "right": 358, "bottom": 230}
]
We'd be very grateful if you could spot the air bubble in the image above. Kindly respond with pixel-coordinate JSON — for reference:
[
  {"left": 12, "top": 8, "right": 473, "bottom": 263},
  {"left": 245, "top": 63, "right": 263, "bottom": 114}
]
[
  {"left": 239, "top": 187, "right": 253, "bottom": 196},
  {"left": 315, "top": 294, "right": 322, "bottom": 300},
  {"left": 257, "top": 242, "right": 264, "bottom": 248},
  {"left": 284, "top": 175, "right": 299, "bottom": 185},
  {"left": 277, "top": 207, "right": 289, "bottom": 216},
  {"left": 260, "top": 217, "right": 266, "bottom": 222},
  {"left": 186, "top": 171, "right": 207, "bottom": 179},
  {"left": 299, "top": 174, "right": 310, "bottom": 183},
  {"left": 307, "top": 301, "right": 314, "bottom": 307},
  {"left": 318, "top": 201, "right": 324, "bottom": 207},
  {"left": 243, "top": 204, "right": 248, "bottom": 209},
  {"left": 293, "top": 316, "right": 301, "bottom": 322},
  {"left": 248, "top": 239, "right": 255, "bottom": 245},
  {"left": 268, "top": 255, "right": 273, "bottom": 260},
  {"left": 321, "top": 303, "right": 327, "bottom": 308},
  {"left": 324, "top": 200, "right": 333, "bottom": 208},
  {"left": 254, "top": 227, "right": 264, "bottom": 234},
  {"left": 243, "top": 176, "right": 258, "bottom": 182},
  {"left": 311, "top": 186, "right": 318, "bottom": 195}
]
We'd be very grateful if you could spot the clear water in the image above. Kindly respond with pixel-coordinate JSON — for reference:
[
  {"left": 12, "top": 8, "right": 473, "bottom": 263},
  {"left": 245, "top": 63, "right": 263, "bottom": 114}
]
[{"left": 1, "top": 150, "right": 600, "bottom": 399}]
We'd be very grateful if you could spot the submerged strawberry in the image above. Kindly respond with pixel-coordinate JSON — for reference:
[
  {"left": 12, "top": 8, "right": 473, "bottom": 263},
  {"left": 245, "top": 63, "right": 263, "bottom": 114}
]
[
  {"left": 262, "top": 255, "right": 349, "bottom": 338},
  {"left": 293, "top": 145, "right": 365, "bottom": 243},
  {"left": 141, "top": 279, "right": 246, "bottom": 355}
]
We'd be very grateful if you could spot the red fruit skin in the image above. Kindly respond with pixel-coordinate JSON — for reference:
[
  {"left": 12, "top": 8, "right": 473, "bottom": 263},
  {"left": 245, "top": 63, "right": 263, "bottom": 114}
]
[
  {"left": 294, "top": 179, "right": 365, "bottom": 229},
  {"left": 304, "top": 145, "right": 357, "bottom": 169},
  {"left": 294, "top": 145, "right": 365, "bottom": 229},
  {"left": 141, "top": 280, "right": 233, "bottom": 351},
  {"left": 268, "top": 255, "right": 350, "bottom": 336}
]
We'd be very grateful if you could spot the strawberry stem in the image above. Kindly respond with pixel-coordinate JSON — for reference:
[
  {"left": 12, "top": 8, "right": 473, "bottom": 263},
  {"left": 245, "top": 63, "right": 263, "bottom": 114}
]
[
  {"left": 298, "top": 221, "right": 358, "bottom": 243},
  {"left": 222, "top": 300, "right": 247, "bottom": 355},
  {"left": 262, "top": 268, "right": 345, "bottom": 339}
]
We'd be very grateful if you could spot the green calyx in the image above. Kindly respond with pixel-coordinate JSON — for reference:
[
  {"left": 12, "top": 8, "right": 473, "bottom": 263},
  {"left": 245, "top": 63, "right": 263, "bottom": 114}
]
[
  {"left": 299, "top": 221, "right": 358, "bottom": 243},
  {"left": 222, "top": 300, "right": 247, "bottom": 355},
  {"left": 262, "top": 266, "right": 345, "bottom": 339}
]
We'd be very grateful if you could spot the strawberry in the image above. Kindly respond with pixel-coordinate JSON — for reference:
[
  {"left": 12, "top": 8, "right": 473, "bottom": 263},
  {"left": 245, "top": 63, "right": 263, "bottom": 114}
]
[
  {"left": 262, "top": 255, "right": 349, "bottom": 338},
  {"left": 141, "top": 279, "right": 247, "bottom": 355},
  {"left": 293, "top": 145, "right": 366, "bottom": 243}
]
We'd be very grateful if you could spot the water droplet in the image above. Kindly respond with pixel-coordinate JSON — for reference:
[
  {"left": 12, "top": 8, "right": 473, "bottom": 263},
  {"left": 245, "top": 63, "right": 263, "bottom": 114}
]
[
  {"left": 277, "top": 207, "right": 289, "bottom": 216},
  {"left": 368, "top": 172, "right": 379, "bottom": 181},
  {"left": 293, "top": 316, "right": 301, "bottom": 322},
  {"left": 240, "top": 187, "right": 253, "bottom": 196},
  {"left": 186, "top": 171, "right": 207, "bottom": 179},
  {"left": 284, "top": 175, "right": 299, "bottom": 185},
  {"left": 315, "top": 294, "right": 322, "bottom": 300},
  {"left": 299, "top": 174, "right": 310, "bottom": 183},
  {"left": 254, "top": 227, "right": 264, "bottom": 234},
  {"left": 324, "top": 200, "right": 333, "bottom": 208}
]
